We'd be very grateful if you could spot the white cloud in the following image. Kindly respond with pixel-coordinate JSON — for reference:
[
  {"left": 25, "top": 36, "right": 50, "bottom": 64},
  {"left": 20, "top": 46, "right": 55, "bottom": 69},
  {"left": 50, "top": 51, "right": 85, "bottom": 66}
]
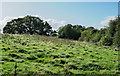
[
  {"left": 0, "top": 16, "right": 13, "bottom": 33},
  {"left": 0, "top": 16, "right": 26, "bottom": 33},
  {"left": 44, "top": 18, "right": 66, "bottom": 30},
  {"left": 100, "top": 16, "right": 117, "bottom": 27},
  {"left": 0, "top": 15, "right": 66, "bottom": 33}
]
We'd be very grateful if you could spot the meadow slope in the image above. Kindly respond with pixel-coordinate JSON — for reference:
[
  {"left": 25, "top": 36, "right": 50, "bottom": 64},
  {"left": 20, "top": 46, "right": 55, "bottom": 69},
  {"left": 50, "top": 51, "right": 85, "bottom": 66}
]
[{"left": 1, "top": 34, "right": 119, "bottom": 75}]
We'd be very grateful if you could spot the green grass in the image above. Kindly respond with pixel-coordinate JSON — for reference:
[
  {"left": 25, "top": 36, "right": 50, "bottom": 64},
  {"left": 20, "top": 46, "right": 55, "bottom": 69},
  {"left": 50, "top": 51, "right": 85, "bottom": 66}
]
[{"left": 1, "top": 34, "right": 120, "bottom": 75}]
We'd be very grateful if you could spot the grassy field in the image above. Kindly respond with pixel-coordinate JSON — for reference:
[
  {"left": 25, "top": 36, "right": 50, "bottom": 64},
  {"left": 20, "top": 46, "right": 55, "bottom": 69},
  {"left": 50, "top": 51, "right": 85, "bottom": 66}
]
[{"left": 1, "top": 34, "right": 120, "bottom": 75}]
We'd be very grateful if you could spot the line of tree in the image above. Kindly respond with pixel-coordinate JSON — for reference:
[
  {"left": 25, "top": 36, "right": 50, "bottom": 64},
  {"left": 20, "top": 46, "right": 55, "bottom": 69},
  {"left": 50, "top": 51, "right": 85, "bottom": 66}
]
[
  {"left": 58, "top": 17, "right": 120, "bottom": 48},
  {"left": 3, "top": 15, "right": 120, "bottom": 48}
]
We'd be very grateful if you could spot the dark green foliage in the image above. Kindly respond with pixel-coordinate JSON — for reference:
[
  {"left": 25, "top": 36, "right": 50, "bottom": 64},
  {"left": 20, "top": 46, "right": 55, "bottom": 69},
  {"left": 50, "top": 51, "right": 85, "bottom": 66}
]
[
  {"left": 58, "top": 24, "right": 79, "bottom": 40},
  {"left": 57, "top": 17, "right": 120, "bottom": 47},
  {"left": 114, "top": 24, "right": 120, "bottom": 47},
  {"left": 91, "top": 29, "right": 106, "bottom": 42},
  {"left": 79, "top": 27, "right": 98, "bottom": 42},
  {"left": 104, "top": 17, "right": 120, "bottom": 47},
  {"left": 99, "top": 35, "right": 113, "bottom": 46},
  {"left": 77, "top": 17, "right": 120, "bottom": 47},
  {"left": 3, "top": 15, "right": 120, "bottom": 47},
  {"left": 58, "top": 24, "right": 84, "bottom": 40},
  {"left": 3, "top": 15, "right": 56, "bottom": 36},
  {"left": 50, "top": 30, "right": 57, "bottom": 36},
  {"left": 86, "top": 27, "right": 94, "bottom": 30},
  {"left": 79, "top": 30, "right": 87, "bottom": 41},
  {"left": 107, "top": 20, "right": 117, "bottom": 37}
]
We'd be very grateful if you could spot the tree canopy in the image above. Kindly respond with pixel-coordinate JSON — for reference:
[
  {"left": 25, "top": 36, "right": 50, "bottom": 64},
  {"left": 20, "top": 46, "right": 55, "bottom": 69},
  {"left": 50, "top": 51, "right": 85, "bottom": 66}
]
[
  {"left": 3, "top": 15, "right": 56, "bottom": 36},
  {"left": 57, "top": 17, "right": 120, "bottom": 48},
  {"left": 58, "top": 24, "right": 84, "bottom": 40},
  {"left": 3, "top": 15, "right": 120, "bottom": 47}
]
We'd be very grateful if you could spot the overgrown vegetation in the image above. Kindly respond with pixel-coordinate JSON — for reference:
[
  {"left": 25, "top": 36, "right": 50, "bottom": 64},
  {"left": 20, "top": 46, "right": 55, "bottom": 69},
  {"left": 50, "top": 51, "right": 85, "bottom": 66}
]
[
  {"left": 58, "top": 17, "right": 120, "bottom": 49},
  {"left": 3, "top": 15, "right": 120, "bottom": 48},
  {"left": 2, "top": 15, "right": 120, "bottom": 75},
  {"left": 1, "top": 34, "right": 119, "bottom": 74}
]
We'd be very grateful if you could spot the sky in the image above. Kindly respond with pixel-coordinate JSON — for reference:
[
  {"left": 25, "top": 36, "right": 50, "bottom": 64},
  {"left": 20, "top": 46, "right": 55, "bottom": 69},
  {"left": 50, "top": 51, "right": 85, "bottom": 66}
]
[
  {"left": 0, "top": 1, "right": 118, "bottom": 33},
  {"left": 1, "top": 0, "right": 120, "bottom": 2}
]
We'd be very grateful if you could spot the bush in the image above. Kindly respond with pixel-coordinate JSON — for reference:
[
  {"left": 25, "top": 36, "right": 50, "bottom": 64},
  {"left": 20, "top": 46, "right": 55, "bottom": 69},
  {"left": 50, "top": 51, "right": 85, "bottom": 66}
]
[
  {"left": 114, "top": 24, "right": 120, "bottom": 47},
  {"left": 99, "top": 35, "right": 113, "bottom": 46},
  {"left": 58, "top": 24, "right": 80, "bottom": 40}
]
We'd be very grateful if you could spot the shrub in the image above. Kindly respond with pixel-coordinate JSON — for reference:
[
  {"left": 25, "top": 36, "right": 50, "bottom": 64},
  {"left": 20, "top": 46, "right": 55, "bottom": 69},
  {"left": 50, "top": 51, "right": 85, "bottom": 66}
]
[
  {"left": 58, "top": 24, "right": 81, "bottom": 40},
  {"left": 99, "top": 35, "right": 113, "bottom": 46}
]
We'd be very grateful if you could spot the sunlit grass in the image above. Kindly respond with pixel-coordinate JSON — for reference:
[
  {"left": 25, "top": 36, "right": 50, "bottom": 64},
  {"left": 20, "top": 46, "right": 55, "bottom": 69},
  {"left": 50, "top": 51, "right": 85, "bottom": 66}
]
[{"left": 1, "top": 34, "right": 119, "bottom": 74}]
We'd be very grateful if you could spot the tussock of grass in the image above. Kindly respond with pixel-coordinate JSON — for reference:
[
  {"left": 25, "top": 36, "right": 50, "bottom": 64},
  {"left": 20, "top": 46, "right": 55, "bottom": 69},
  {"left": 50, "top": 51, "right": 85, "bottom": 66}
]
[{"left": 1, "top": 34, "right": 119, "bottom": 74}]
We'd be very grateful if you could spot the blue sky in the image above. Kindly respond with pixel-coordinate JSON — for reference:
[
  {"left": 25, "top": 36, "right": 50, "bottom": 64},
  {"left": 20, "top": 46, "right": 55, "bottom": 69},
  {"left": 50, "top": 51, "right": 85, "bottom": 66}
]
[{"left": 0, "top": 2, "right": 118, "bottom": 31}]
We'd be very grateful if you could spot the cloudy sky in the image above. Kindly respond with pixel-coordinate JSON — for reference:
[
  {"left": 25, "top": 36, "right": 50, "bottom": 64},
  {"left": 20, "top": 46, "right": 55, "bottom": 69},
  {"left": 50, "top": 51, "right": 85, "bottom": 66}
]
[{"left": 0, "top": 1, "right": 118, "bottom": 33}]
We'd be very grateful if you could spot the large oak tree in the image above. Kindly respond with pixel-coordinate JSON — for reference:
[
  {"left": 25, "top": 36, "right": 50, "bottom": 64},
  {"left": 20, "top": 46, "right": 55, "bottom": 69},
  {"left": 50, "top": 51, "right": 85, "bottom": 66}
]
[{"left": 3, "top": 15, "right": 56, "bottom": 36}]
